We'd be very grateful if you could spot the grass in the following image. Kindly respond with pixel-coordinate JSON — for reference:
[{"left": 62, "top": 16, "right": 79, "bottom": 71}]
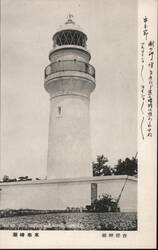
[{"left": 0, "top": 212, "right": 137, "bottom": 231}]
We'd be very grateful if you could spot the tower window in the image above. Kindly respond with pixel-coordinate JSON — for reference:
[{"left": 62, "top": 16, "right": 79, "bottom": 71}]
[{"left": 58, "top": 106, "right": 62, "bottom": 115}]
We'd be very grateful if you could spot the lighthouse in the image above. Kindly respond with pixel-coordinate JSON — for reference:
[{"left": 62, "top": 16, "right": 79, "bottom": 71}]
[
  {"left": 0, "top": 15, "right": 137, "bottom": 213},
  {"left": 44, "top": 15, "right": 96, "bottom": 179}
]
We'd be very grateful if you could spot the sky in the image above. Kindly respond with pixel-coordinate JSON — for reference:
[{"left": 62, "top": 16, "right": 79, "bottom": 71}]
[{"left": 1, "top": 0, "right": 137, "bottom": 179}]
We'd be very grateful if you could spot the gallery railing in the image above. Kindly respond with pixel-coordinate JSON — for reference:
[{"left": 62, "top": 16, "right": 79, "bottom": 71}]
[{"left": 44, "top": 60, "right": 95, "bottom": 79}]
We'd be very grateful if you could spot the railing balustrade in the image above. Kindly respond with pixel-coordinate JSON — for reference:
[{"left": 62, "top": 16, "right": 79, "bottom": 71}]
[{"left": 44, "top": 60, "right": 95, "bottom": 78}]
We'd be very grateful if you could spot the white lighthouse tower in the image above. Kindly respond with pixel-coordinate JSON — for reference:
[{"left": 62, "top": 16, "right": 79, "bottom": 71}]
[
  {"left": 0, "top": 15, "right": 137, "bottom": 214},
  {"left": 44, "top": 15, "right": 95, "bottom": 179}
]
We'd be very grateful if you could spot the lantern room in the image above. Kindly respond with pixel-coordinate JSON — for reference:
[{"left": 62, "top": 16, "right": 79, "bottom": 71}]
[{"left": 52, "top": 14, "right": 87, "bottom": 48}]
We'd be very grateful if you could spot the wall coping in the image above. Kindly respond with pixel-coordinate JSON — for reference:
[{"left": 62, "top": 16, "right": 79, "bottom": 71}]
[{"left": 0, "top": 175, "right": 137, "bottom": 187}]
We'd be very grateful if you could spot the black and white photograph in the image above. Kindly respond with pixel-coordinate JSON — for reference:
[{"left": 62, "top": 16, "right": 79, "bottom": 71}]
[{"left": 0, "top": 0, "right": 157, "bottom": 248}]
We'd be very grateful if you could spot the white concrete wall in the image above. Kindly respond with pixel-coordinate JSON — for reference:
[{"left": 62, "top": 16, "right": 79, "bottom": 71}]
[
  {"left": 0, "top": 176, "right": 137, "bottom": 212},
  {"left": 0, "top": 181, "right": 91, "bottom": 210}
]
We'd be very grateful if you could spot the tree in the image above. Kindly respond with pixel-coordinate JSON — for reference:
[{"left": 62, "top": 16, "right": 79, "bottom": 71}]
[
  {"left": 92, "top": 155, "right": 112, "bottom": 176},
  {"left": 90, "top": 193, "right": 119, "bottom": 212},
  {"left": 113, "top": 157, "right": 138, "bottom": 176}
]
